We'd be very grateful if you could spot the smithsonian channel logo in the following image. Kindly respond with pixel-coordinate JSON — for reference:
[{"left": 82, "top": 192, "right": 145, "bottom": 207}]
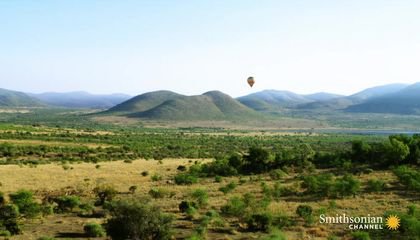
[{"left": 319, "top": 213, "right": 400, "bottom": 230}]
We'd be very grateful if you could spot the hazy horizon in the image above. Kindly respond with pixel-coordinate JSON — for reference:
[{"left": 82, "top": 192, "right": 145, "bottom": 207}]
[
  {"left": 1, "top": 1, "right": 420, "bottom": 97},
  {"left": 1, "top": 81, "right": 417, "bottom": 98}
]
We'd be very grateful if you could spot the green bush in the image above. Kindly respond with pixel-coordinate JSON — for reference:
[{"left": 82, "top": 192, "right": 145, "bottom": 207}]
[
  {"left": 269, "top": 169, "right": 287, "bottom": 180},
  {"left": 246, "top": 212, "right": 272, "bottom": 232},
  {"left": 191, "top": 189, "right": 208, "bottom": 208},
  {"left": 94, "top": 185, "right": 118, "bottom": 206},
  {"left": 54, "top": 196, "right": 80, "bottom": 213},
  {"left": 262, "top": 228, "right": 287, "bottom": 240},
  {"left": 84, "top": 222, "right": 106, "bottom": 237},
  {"left": 179, "top": 201, "right": 198, "bottom": 213},
  {"left": 0, "top": 230, "right": 11, "bottom": 237},
  {"left": 301, "top": 174, "right": 334, "bottom": 197},
  {"left": 148, "top": 188, "right": 169, "bottom": 199},
  {"left": 351, "top": 231, "right": 370, "bottom": 240},
  {"left": 393, "top": 166, "right": 420, "bottom": 191},
  {"left": 151, "top": 173, "right": 162, "bottom": 181},
  {"left": 0, "top": 204, "right": 21, "bottom": 235},
  {"left": 334, "top": 175, "right": 360, "bottom": 197},
  {"left": 221, "top": 196, "right": 247, "bottom": 217},
  {"left": 174, "top": 173, "right": 198, "bottom": 185},
  {"left": 219, "top": 181, "right": 237, "bottom": 194},
  {"left": 9, "top": 189, "right": 40, "bottom": 218},
  {"left": 242, "top": 147, "right": 270, "bottom": 174},
  {"left": 296, "top": 205, "right": 313, "bottom": 224},
  {"left": 366, "top": 179, "right": 385, "bottom": 192},
  {"left": 40, "top": 203, "right": 54, "bottom": 216},
  {"left": 0, "top": 192, "right": 5, "bottom": 206},
  {"left": 296, "top": 205, "right": 312, "bottom": 218},
  {"left": 78, "top": 202, "right": 94, "bottom": 215},
  {"left": 105, "top": 200, "right": 173, "bottom": 240}
]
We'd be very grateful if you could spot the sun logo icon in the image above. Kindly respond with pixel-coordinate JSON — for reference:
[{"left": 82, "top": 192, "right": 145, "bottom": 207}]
[{"left": 385, "top": 215, "right": 400, "bottom": 230}]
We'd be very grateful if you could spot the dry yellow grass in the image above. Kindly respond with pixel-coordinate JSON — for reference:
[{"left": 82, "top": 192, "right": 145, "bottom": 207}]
[{"left": 0, "top": 160, "right": 417, "bottom": 240}]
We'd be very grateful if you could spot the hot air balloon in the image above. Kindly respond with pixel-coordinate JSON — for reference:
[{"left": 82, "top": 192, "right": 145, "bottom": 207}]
[{"left": 247, "top": 76, "right": 255, "bottom": 87}]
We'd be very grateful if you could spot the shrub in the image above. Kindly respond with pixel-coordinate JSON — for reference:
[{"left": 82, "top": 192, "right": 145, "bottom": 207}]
[
  {"left": 191, "top": 189, "right": 208, "bottom": 208},
  {"left": 366, "top": 179, "right": 385, "bottom": 192},
  {"left": 199, "top": 159, "right": 238, "bottom": 177},
  {"left": 219, "top": 181, "right": 237, "bottom": 194},
  {"left": 78, "top": 202, "right": 94, "bottom": 215},
  {"left": 214, "top": 175, "right": 222, "bottom": 183},
  {"left": 296, "top": 205, "right": 313, "bottom": 218},
  {"left": 54, "top": 196, "right": 80, "bottom": 213},
  {"left": 40, "top": 203, "right": 54, "bottom": 216},
  {"left": 334, "top": 175, "right": 360, "bottom": 198},
  {"left": 301, "top": 174, "right": 334, "bottom": 197},
  {"left": 84, "top": 222, "right": 106, "bottom": 237},
  {"left": 174, "top": 173, "right": 198, "bottom": 185},
  {"left": 178, "top": 201, "right": 198, "bottom": 213},
  {"left": 272, "top": 213, "right": 293, "bottom": 229},
  {"left": 148, "top": 188, "right": 169, "bottom": 199},
  {"left": 9, "top": 189, "right": 40, "bottom": 218},
  {"left": 393, "top": 166, "right": 420, "bottom": 191},
  {"left": 261, "top": 228, "right": 287, "bottom": 240},
  {"left": 105, "top": 200, "right": 173, "bottom": 240},
  {"left": 177, "top": 165, "right": 187, "bottom": 171},
  {"left": 242, "top": 147, "right": 270, "bottom": 174},
  {"left": 0, "top": 230, "right": 11, "bottom": 237},
  {"left": 269, "top": 169, "right": 287, "bottom": 180},
  {"left": 221, "top": 196, "right": 247, "bottom": 217},
  {"left": 0, "top": 204, "right": 21, "bottom": 235},
  {"left": 0, "top": 192, "right": 5, "bottom": 206},
  {"left": 151, "top": 173, "right": 162, "bottom": 182},
  {"left": 246, "top": 212, "right": 272, "bottom": 232},
  {"left": 296, "top": 205, "right": 313, "bottom": 224},
  {"left": 351, "top": 231, "right": 370, "bottom": 240},
  {"left": 129, "top": 185, "right": 137, "bottom": 194},
  {"left": 94, "top": 185, "right": 118, "bottom": 206}
]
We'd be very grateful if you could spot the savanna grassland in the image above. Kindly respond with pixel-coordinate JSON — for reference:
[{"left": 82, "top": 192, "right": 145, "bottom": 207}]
[{"left": 0, "top": 109, "right": 419, "bottom": 240}]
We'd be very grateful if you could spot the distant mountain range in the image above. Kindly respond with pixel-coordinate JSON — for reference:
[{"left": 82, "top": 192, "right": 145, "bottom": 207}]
[
  {"left": 1, "top": 82, "right": 420, "bottom": 119},
  {"left": 0, "top": 89, "right": 130, "bottom": 109},
  {"left": 28, "top": 91, "right": 131, "bottom": 109},
  {"left": 0, "top": 88, "right": 44, "bottom": 107}
]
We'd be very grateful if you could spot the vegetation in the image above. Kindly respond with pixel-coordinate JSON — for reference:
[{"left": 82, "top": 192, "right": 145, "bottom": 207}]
[
  {"left": 0, "top": 116, "right": 419, "bottom": 239},
  {"left": 105, "top": 200, "right": 173, "bottom": 240},
  {"left": 83, "top": 222, "right": 106, "bottom": 237}
]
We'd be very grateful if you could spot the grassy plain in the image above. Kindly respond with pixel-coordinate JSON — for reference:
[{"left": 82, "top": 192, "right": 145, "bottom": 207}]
[
  {"left": 0, "top": 158, "right": 414, "bottom": 240},
  {"left": 0, "top": 109, "right": 419, "bottom": 240}
]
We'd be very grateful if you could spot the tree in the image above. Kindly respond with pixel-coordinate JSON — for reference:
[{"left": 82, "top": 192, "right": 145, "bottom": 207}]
[
  {"left": 54, "top": 196, "right": 80, "bottom": 212},
  {"left": 0, "top": 204, "right": 21, "bottom": 235},
  {"left": 106, "top": 200, "right": 173, "bottom": 240},
  {"left": 9, "top": 190, "right": 40, "bottom": 218},
  {"left": 351, "top": 140, "right": 371, "bottom": 163},
  {"left": 243, "top": 147, "right": 270, "bottom": 174},
  {"left": 386, "top": 138, "right": 410, "bottom": 165}
]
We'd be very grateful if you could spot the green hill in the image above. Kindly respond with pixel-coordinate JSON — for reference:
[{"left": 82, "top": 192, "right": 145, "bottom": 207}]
[
  {"left": 106, "top": 90, "right": 181, "bottom": 114},
  {"left": 0, "top": 88, "right": 43, "bottom": 107},
  {"left": 110, "top": 90, "right": 259, "bottom": 121}
]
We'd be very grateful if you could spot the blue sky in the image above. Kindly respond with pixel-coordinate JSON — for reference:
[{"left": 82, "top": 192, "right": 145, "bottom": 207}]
[{"left": 1, "top": 0, "right": 420, "bottom": 97}]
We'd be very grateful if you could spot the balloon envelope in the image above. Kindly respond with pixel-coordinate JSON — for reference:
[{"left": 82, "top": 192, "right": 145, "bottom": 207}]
[{"left": 247, "top": 77, "right": 255, "bottom": 87}]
